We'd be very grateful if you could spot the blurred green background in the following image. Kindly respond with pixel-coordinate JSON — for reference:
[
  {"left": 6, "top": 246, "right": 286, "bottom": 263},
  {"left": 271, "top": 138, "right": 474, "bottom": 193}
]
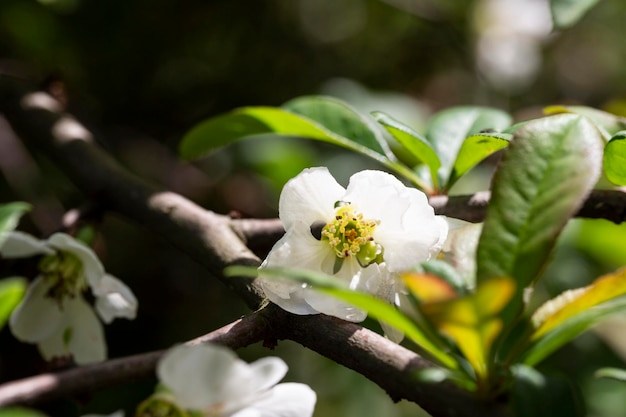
[{"left": 2, "top": 0, "right": 626, "bottom": 416}]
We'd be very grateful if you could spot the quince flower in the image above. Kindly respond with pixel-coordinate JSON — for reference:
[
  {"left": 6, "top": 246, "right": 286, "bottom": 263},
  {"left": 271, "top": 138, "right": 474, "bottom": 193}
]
[
  {"left": 259, "top": 167, "right": 448, "bottom": 322},
  {"left": 2, "top": 232, "right": 137, "bottom": 365},
  {"left": 137, "top": 344, "right": 316, "bottom": 417}
]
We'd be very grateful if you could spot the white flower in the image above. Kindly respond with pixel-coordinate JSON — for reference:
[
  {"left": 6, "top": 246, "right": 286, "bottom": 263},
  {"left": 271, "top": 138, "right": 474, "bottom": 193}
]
[
  {"left": 442, "top": 218, "right": 483, "bottom": 290},
  {"left": 149, "top": 344, "right": 316, "bottom": 417},
  {"left": 259, "top": 167, "right": 448, "bottom": 322},
  {"left": 3, "top": 232, "right": 137, "bottom": 364}
]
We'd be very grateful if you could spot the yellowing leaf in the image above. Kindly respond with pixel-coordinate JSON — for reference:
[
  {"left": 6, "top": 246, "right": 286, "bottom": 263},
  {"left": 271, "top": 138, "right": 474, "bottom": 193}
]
[
  {"left": 418, "top": 277, "right": 515, "bottom": 378},
  {"left": 532, "top": 267, "right": 626, "bottom": 340},
  {"left": 402, "top": 272, "right": 457, "bottom": 303}
]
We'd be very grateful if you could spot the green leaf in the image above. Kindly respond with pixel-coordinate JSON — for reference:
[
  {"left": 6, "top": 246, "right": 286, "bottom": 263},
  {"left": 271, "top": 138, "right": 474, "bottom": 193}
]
[
  {"left": 0, "top": 408, "right": 48, "bottom": 417},
  {"left": 0, "top": 277, "right": 26, "bottom": 329},
  {"left": 371, "top": 111, "right": 441, "bottom": 190},
  {"left": 179, "top": 101, "right": 429, "bottom": 191},
  {"left": 0, "top": 202, "right": 30, "bottom": 246},
  {"left": 424, "top": 106, "right": 512, "bottom": 190},
  {"left": 544, "top": 105, "right": 626, "bottom": 139},
  {"left": 511, "top": 364, "right": 584, "bottom": 417},
  {"left": 227, "top": 265, "right": 459, "bottom": 370},
  {"left": 283, "top": 96, "right": 393, "bottom": 159},
  {"left": 522, "top": 267, "right": 626, "bottom": 366},
  {"left": 549, "top": 0, "right": 600, "bottom": 29},
  {"left": 448, "top": 132, "right": 511, "bottom": 188},
  {"left": 476, "top": 114, "right": 603, "bottom": 322},
  {"left": 595, "top": 367, "right": 626, "bottom": 382},
  {"left": 603, "top": 130, "right": 626, "bottom": 185},
  {"left": 180, "top": 107, "right": 338, "bottom": 158}
]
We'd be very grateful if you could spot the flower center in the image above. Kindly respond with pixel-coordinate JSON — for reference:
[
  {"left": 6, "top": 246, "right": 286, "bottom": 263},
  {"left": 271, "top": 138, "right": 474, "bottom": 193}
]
[
  {"left": 315, "top": 202, "right": 383, "bottom": 272},
  {"left": 39, "top": 251, "right": 86, "bottom": 302}
]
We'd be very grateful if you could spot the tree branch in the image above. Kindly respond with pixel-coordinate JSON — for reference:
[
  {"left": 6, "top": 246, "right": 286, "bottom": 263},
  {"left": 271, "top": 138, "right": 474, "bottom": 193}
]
[
  {"left": 0, "top": 314, "right": 271, "bottom": 406},
  {"left": 9, "top": 76, "right": 609, "bottom": 417}
]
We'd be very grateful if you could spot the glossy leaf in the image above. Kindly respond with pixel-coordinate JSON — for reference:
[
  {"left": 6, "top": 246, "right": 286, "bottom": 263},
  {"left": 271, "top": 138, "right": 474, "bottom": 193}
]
[
  {"left": 283, "top": 96, "right": 393, "bottom": 159},
  {"left": 603, "top": 130, "right": 626, "bottom": 185},
  {"left": 0, "top": 277, "right": 26, "bottom": 329},
  {"left": 226, "top": 265, "right": 458, "bottom": 369},
  {"left": 372, "top": 111, "right": 441, "bottom": 189},
  {"left": 549, "top": 0, "right": 600, "bottom": 29},
  {"left": 424, "top": 106, "right": 512, "bottom": 190},
  {"left": 179, "top": 101, "right": 429, "bottom": 190},
  {"left": 0, "top": 202, "right": 30, "bottom": 246},
  {"left": 544, "top": 105, "right": 626, "bottom": 139},
  {"left": 448, "top": 132, "right": 511, "bottom": 188},
  {"left": 476, "top": 114, "right": 603, "bottom": 321},
  {"left": 409, "top": 275, "right": 515, "bottom": 378},
  {"left": 522, "top": 268, "right": 626, "bottom": 366}
]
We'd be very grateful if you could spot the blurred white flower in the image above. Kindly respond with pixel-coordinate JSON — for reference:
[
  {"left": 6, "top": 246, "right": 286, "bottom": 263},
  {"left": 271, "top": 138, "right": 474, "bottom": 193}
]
[
  {"left": 259, "top": 167, "right": 448, "bottom": 322},
  {"left": 141, "top": 344, "right": 316, "bottom": 417},
  {"left": 442, "top": 218, "right": 483, "bottom": 290},
  {"left": 2, "top": 232, "right": 137, "bottom": 365}
]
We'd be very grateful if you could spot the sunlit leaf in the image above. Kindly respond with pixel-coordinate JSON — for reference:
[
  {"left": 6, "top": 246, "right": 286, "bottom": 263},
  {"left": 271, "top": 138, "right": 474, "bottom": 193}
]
[
  {"left": 179, "top": 102, "right": 429, "bottom": 190},
  {"left": 595, "top": 367, "right": 626, "bottom": 382},
  {"left": 226, "top": 265, "right": 458, "bottom": 369},
  {"left": 283, "top": 96, "right": 393, "bottom": 159},
  {"left": 372, "top": 111, "right": 441, "bottom": 190},
  {"left": 603, "top": 130, "right": 626, "bottom": 185},
  {"left": 448, "top": 132, "right": 511, "bottom": 188},
  {"left": 549, "top": 0, "right": 600, "bottom": 29},
  {"left": 424, "top": 106, "right": 512, "bottom": 191},
  {"left": 411, "top": 275, "right": 515, "bottom": 378},
  {"left": 511, "top": 364, "right": 584, "bottom": 417},
  {"left": 521, "top": 268, "right": 626, "bottom": 365},
  {"left": 476, "top": 114, "right": 603, "bottom": 322},
  {"left": 544, "top": 105, "right": 626, "bottom": 139},
  {"left": 0, "top": 277, "right": 26, "bottom": 329},
  {"left": 0, "top": 202, "right": 30, "bottom": 246}
]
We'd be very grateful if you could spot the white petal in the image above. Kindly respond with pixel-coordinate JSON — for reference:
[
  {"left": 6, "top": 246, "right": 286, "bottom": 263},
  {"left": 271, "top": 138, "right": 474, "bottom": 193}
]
[
  {"left": 302, "top": 288, "right": 367, "bottom": 322},
  {"left": 343, "top": 170, "right": 449, "bottom": 271},
  {"left": 278, "top": 167, "right": 344, "bottom": 231},
  {"left": 231, "top": 383, "right": 317, "bottom": 417},
  {"left": 376, "top": 211, "right": 448, "bottom": 273},
  {"left": 9, "top": 276, "right": 63, "bottom": 342},
  {"left": 93, "top": 275, "right": 137, "bottom": 323},
  {"left": 441, "top": 218, "right": 482, "bottom": 289},
  {"left": 47, "top": 233, "right": 105, "bottom": 288},
  {"left": 237, "top": 356, "right": 288, "bottom": 397},
  {"left": 260, "top": 226, "right": 336, "bottom": 315},
  {"left": 158, "top": 344, "right": 254, "bottom": 410},
  {"left": 0, "top": 231, "right": 54, "bottom": 258},
  {"left": 38, "top": 296, "right": 106, "bottom": 365},
  {"left": 344, "top": 170, "right": 413, "bottom": 231}
]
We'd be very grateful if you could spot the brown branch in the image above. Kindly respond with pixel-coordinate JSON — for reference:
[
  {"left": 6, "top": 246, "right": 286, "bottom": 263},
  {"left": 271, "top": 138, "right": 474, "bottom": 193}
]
[
  {"left": 0, "top": 314, "right": 271, "bottom": 406},
  {"left": 0, "top": 78, "right": 515, "bottom": 417},
  {"left": 0, "top": 306, "right": 507, "bottom": 417},
  {"left": 232, "top": 189, "right": 626, "bottom": 249}
]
